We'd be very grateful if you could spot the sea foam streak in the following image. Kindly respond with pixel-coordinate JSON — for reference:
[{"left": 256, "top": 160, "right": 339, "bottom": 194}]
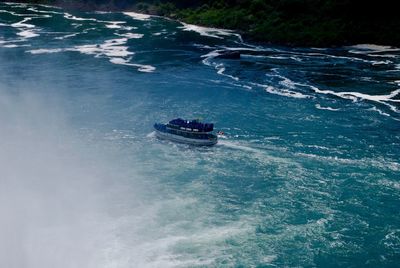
[
  {"left": 109, "top": 57, "right": 156, "bottom": 73},
  {"left": 54, "top": 32, "right": 79, "bottom": 40},
  {"left": 368, "top": 106, "right": 391, "bottom": 117},
  {"left": 202, "top": 49, "right": 313, "bottom": 98},
  {"left": 28, "top": 48, "right": 65, "bottom": 54},
  {"left": 10, "top": 17, "right": 41, "bottom": 39},
  {"left": 123, "top": 12, "right": 151, "bottom": 21},
  {"left": 105, "top": 21, "right": 125, "bottom": 29},
  {"left": 315, "top": 104, "right": 340, "bottom": 111},
  {"left": 263, "top": 85, "right": 310, "bottom": 99},
  {"left": 64, "top": 12, "right": 98, "bottom": 22},
  {"left": 16, "top": 30, "right": 39, "bottom": 38},
  {"left": 115, "top": 32, "right": 144, "bottom": 39},
  {"left": 348, "top": 44, "right": 400, "bottom": 54},
  {"left": 180, "top": 22, "right": 243, "bottom": 42},
  {"left": 28, "top": 37, "right": 155, "bottom": 72},
  {"left": 27, "top": 7, "right": 63, "bottom": 15},
  {"left": 311, "top": 86, "right": 400, "bottom": 102},
  {"left": 311, "top": 86, "right": 400, "bottom": 112}
]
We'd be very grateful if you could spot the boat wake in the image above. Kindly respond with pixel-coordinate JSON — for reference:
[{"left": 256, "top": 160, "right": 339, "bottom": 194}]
[
  {"left": 146, "top": 131, "right": 156, "bottom": 138},
  {"left": 217, "top": 140, "right": 262, "bottom": 153}
]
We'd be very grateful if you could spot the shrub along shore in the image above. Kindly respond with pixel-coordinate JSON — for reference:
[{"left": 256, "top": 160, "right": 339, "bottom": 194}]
[{"left": 12, "top": 0, "right": 400, "bottom": 47}]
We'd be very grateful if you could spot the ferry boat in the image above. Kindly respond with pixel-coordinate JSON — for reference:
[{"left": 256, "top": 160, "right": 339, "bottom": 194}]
[{"left": 154, "top": 118, "right": 218, "bottom": 146}]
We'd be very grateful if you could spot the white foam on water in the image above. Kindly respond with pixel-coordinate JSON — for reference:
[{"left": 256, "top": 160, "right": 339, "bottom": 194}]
[
  {"left": 348, "top": 44, "right": 400, "bottom": 54},
  {"left": 201, "top": 51, "right": 242, "bottom": 82},
  {"left": 295, "top": 152, "right": 400, "bottom": 172},
  {"left": 201, "top": 50, "right": 221, "bottom": 61},
  {"left": 381, "top": 230, "right": 400, "bottom": 252},
  {"left": 93, "top": 11, "right": 111, "bottom": 14},
  {"left": 311, "top": 86, "right": 400, "bottom": 112},
  {"left": 1, "top": 43, "right": 30, "bottom": 48},
  {"left": 0, "top": 38, "right": 27, "bottom": 46},
  {"left": 224, "top": 46, "right": 265, "bottom": 52},
  {"left": 218, "top": 140, "right": 265, "bottom": 154},
  {"left": 240, "top": 84, "right": 253, "bottom": 90},
  {"left": 115, "top": 32, "right": 144, "bottom": 39},
  {"left": 1, "top": 44, "right": 17, "bottom": 48},
  {"left": 264, "top": 85, "right": 310, "bottom": 99},
  {"left": 263, "top": 70, "right": 316, "bottom": 99},
  {"left": 379, "top": 179, "right": 400, "bottom": 190},
  {"left": 180, "top": 22, "right": 242, "bottom": 41},
  {"left": 123, "top": 11, "right": 151, "bottom": 21},
  {"left": 71, "top": 22, "right": 83, "bottom": 28},
  {"left": 368, "top": 106, "right": 391, "bottom": 117},
  {"left": 241, "top": 54, "right": 269, "bottom": 59},
  {"left": 17, "top": 29, "right": 39, "bottom": 38},
  {"left": 28, "top": 41, "right": 128, "bottom": 66},
  {"left": 54, "top": 32, "right": 79, "bottom": 40},
  {"left": 27, "top": 7, "right": 62, "bottom": 15},
  {"left": 75, "top": 38, "right": 133, "bottom": 58},
  {"left": 10, "top": 17, "right": 40, "bottom": 39},
  {"left": 250, "top": 82, "right": 311, "bottom": 99},
  {"left": 109, "top": 57, "right": 156, "bottom": 73},
  {"left": 181, "top": 23, "right": 226, "bottom": 39},
  {"left": 292, "top": 51, "right": 374, "bottom": 64},
  {"left": 37, "top": 3, "right": 61, "bottom": 9},
  {"left": 262, "top": 255, "right": 278, "bottom": 263},
  {"left": 311, "top": 47, "right": 328, "bottom": 51},
  {"left": 146, "top": 131, "right": 156, "bottom": 138},
  {"left": 371, "top": 60, "right": 392, "bottom": 65},
  {"left": 264, "top": 136, "right": 281, "bottom": 140},
  {"left": 266, "top": 55, "right": 290, "bottom": 60},
  {"left": 28, "top": 48, "right": 64, "bottom": 54},
  {"left": 278, "top": 75, "right": 297, "bottom": 89},
  {"left": 0, "top": 9, "right": 28, "bottom": 16},
  {"left": 64, "top": 12, "right": 98, "bottom": 22},
  {"left": 28, "top": 34, "right": 154, "bottom": 73},
  {"left": 124, "top": 26, "right": 138, "bottom": 31},
  {"left": 315, "top": 104, "right": 340, "bottom": 111},
  {"left": 215, "top": 63, "right": 239, "bottom": 81},
  {"left": 368, "top": 54, "right": 399, "bottom": 58},
  {"left": 11, "top": 17, "right": 35, "bottom": 28},
  {"left": 105, "top": 21, "right": 126, "bottom": 29},
  {"left": 290, "top": 56, "right": 303, "bottom": 62},
  {"left": 307, "top": 145, "right": 331, "bottom": 150},
  {"left": 3, "top": 1, "right": 27, "bottom": 7}
]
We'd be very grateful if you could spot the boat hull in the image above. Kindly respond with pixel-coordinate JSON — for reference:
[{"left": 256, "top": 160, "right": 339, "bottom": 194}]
[{"left": 154, "top": 129, "right": 218, "bottom": 146}]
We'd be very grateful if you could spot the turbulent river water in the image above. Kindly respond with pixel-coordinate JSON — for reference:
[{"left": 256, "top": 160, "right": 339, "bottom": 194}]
[{"left": 1, "top": 2, "right": 400, "bottom": 267}]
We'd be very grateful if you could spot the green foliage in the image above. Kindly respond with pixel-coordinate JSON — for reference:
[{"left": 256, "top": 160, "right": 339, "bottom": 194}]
[{"left": 171, "top": 0, "right": 399, "bottom": 46}]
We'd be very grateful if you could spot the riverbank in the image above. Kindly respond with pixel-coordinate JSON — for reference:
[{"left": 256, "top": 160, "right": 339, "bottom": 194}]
[{"left": 11, "top": 0, "right": 400, "bottom": 47}]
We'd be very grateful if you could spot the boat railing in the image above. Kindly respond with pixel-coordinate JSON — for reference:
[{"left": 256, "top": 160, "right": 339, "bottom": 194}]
[
  {"left": 168, "top": 119, "right": 214, "bottom": 132},
  {"left": 167, "top": 124, "right": 212, "bottom": 134},
  {"left": 165, "top": 127, "right": 216, "bottom": 140}
]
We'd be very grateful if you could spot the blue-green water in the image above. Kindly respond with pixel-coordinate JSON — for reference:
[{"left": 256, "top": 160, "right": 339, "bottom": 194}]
[{"left": 1, "top": 2, "right": 400, "bottom": 267}]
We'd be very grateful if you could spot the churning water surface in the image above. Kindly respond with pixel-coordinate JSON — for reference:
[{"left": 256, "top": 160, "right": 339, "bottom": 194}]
[{"left": 1, "top": 2, "right": 400, "bottom": 267}]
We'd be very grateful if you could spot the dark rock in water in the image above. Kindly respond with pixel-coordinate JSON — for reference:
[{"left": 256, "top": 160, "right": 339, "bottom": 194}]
[{"left": 216, "top": 50, "right": 241, "bottom": 59}]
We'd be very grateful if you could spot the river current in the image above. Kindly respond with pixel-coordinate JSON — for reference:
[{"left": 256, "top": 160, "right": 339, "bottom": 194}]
[{"left": 1, "top": 2, "right": 400, "bottom": 267}]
